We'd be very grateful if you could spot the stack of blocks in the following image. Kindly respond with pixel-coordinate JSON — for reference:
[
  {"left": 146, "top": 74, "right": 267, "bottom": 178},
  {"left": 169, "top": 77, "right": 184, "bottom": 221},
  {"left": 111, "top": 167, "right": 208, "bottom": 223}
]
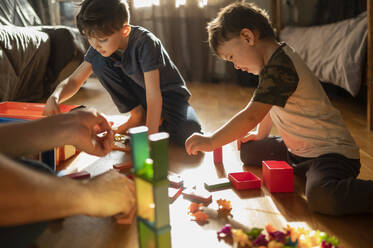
[{"left": 129, "top": 126, "right": 172, "bottom": 248}]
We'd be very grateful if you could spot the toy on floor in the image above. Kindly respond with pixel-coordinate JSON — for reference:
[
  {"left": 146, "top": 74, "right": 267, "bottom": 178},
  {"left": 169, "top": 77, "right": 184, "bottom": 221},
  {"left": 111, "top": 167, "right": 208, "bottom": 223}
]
[
  {"left": 182, "top": 187, "right": 213, "bottom": 204},
  {"left": 262, "top": 161, "right": 293, "bottom": 193},
  {"left": 168, "top": 187, "right": 183, "bottom": 203},
  {"left": 168, "top": 172, "right": 184, "bottom": 188},
  {"left": 215, "top": 223, "right": 340, "bottom": 248},
  {"left": 187, "top": 202, "right": 209, "bottom": 224},
  {"left": 216, "top": 198, "right": 232, "bottom": 217},
  {"left": 204, "top": 177, "right": 232, "bottom": 191},
  {"left": 113, "top": 160, "right": 132, "bottom": 172},
  {"left": 213, "top": 147, "right": 223, "bottom": 164}
]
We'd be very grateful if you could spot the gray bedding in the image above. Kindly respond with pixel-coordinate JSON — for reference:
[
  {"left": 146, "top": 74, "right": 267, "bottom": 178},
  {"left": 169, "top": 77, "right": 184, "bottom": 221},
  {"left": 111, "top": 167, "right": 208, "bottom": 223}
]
[{"left": 280, "top": 12, "right": 367, "bottom": 96}]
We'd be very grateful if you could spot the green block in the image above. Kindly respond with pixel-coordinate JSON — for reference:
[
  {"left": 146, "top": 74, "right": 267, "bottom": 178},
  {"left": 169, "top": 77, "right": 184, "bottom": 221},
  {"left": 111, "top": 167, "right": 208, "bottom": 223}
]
[
  {"left": 137, "top": 158, "right": 154, "bottom": 181},
  {"left": 149, "top": 132, "right": 169, "bottom": 181},
  {"left": 129, "top": 126, "right": 149, "bottom": 172},
  {"left": 135, "top": 177, "right": 170, "bottom": 229},
  {"left": 204, "top": 177, "right": 232, "bottom": 191},
  {"left": 138, "top": 220, "right": 171, "bottom": 248}
]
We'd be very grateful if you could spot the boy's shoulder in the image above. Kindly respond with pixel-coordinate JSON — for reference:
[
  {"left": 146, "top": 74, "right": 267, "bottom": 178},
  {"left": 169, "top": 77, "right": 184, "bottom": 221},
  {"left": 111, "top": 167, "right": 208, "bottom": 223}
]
[{"left": 130, "top": 25, "right": 160, "bottom": 43}]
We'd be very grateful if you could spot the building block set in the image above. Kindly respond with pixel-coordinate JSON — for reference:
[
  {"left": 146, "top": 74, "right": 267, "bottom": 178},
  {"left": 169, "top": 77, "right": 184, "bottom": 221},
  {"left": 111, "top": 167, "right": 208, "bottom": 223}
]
[
  {"left": 129, "top": 126, "right": 172, "bottom": 248},
  {"left": 0, "top": 101, "right": 80, "bottom": 170}
]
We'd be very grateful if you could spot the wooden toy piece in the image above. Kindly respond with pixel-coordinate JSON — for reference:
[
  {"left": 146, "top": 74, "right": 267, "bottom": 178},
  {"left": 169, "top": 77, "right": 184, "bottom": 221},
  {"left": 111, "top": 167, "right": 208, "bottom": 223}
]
[
  {"left": 228, "top": 171, "right": 261, "bottom": 190},
  {"left": 113, "top": 160, "right": 132, "bottom": 172},
  {"left": 135, "top": 176, "right": 170, "bottom": 229},
  {"left": 138, "top": 221, "right": 171, "bottom": 248},
  {"left": 192, "top": 211, "right": 209, "bottom": 224},
  {"left": 182, "top": 187, "right": 212, "bottom": 204},
  {"left": 262, "top": 161, "right": 293, "bottom": 193},
  {"left": 167, "top": 172, "right": 184, "bottom": 188},
  {"left": 63, "top": 171, "right": 90, "bottom": 180},
  {"left": 129, "top": 126, "right": 150, "bottom": 172},
  {"left": 168, "top": 187, "right": 182, "bottom": 203},
  {"left": 217, "top": 198, "right": 232, "bottom": 217},
  {"left": 149, "top": 132, "right": 169, "bottom": 181},
  {"left": 204, "top": 177, "right": 232, "bottom": 191},
  {"left": 137, "top": 158, "right": 154, "bottom": 181},
  {"left": 213, "top": 147, "right": 223, "bottom": 164}
]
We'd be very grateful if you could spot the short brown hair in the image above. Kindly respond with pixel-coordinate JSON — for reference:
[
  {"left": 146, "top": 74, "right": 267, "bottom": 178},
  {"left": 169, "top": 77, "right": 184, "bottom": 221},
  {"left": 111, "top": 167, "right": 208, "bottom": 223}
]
[
  {"left": 76, "top": 0, "right": 130, "bottom": 37},
  {"left": 207, "top": 1, "right": 275, "bottom": 55}
]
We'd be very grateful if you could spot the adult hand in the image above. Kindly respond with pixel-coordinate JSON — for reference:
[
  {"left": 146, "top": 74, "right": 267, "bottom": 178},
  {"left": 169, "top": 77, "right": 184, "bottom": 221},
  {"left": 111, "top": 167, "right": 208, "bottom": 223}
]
[
  {"left": 68, "top": 110, "right": 114, "bottom": 156},
  {"left": 185, "top": 132, "right": 213, "bottom": 155},
  {"left": 43, "top": 96, "right": 61, "bottom": 116},
  {"left": 85, "top": 170, "right": 136, "bottom": 218}
]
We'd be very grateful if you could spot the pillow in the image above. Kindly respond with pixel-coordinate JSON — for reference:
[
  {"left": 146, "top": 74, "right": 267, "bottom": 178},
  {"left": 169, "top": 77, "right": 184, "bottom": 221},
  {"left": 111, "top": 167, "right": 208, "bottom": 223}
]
[{"left": 280, "top": 12, "right": 367, "bottom": 96}]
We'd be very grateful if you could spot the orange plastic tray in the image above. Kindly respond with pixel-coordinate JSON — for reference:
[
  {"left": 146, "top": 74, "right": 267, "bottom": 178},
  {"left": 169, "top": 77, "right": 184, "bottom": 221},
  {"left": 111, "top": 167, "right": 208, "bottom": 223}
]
[{"left": 0, "top": 101, "right": 80, "bottom": 120}]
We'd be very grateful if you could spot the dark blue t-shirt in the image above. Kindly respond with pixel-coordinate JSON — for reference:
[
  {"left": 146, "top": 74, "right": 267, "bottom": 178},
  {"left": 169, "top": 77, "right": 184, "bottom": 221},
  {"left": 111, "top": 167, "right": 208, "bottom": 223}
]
[{"left": 85, "top": 26, "right": 191, "bottom": 112}]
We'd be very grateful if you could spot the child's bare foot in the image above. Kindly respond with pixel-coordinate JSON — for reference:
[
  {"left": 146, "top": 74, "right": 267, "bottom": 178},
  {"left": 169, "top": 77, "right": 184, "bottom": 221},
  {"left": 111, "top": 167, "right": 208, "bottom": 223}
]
[{"left": 117, "top": 105, "right": 146, "bottom": 134}]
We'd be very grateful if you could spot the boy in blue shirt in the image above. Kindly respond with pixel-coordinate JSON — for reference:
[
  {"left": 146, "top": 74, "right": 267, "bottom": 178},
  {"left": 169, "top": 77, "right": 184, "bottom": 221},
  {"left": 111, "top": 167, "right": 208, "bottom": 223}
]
[
  {"left": 186, "top": 2, "right": 373, "bottom": 215},
  {"left": 44, "top": 0, "right": 201, "bottom": 145}
]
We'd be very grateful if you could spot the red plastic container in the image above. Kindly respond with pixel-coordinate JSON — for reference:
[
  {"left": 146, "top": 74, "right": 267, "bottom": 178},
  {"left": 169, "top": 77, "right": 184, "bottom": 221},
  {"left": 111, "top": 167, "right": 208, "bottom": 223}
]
[
  {"left": 262, "top": 161, "right": 293, "bottom": 193},
  {"left": 228, "top": 171, "right": 261, "bottom": 190},
  {"left": 0, "top": 101, "right": 80, "bottom": 120}
]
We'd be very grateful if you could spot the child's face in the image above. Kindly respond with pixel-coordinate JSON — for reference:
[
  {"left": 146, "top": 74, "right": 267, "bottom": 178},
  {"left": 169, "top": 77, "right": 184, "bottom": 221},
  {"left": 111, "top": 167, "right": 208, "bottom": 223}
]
[
  {"left": 217, "top": 29, "right": 264, "bottom": 75},
  {"left": 87, "top": 25, "right": 130, "bottom": 57}
]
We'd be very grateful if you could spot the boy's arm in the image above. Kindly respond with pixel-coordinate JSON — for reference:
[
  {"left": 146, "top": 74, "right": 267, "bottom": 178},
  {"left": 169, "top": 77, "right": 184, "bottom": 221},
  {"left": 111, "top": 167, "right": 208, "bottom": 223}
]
[
  {"left": 239, "top": 111, "right": 272, "bottom": 143},
  {"left": 0, "top": 154, "right": 136, "bottom": 226},
  {"left": 144, "top": 69, "right": 162, "bottom": 134},
  {"left": 44, "top": 62, "right": 93, "bottom": 116},
  {"left": 185, "top": 101, "right": 272, "bottom": 155}
]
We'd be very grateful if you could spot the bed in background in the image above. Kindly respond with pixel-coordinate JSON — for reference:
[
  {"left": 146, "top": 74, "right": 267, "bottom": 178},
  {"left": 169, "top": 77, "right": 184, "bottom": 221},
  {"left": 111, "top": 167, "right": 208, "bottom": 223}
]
[{"left": 270, "top": 0, "right": 373, "bottom": 131}]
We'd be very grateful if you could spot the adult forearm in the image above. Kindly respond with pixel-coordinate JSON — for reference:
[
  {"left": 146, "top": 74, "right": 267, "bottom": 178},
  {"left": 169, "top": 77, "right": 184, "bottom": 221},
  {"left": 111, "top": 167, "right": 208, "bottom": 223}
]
[
  {"left": 0, "top": 114, "right": 72, "bottom": 157},
  {"left": 0, "top": 154, "right": 90, "bottom": 226}
]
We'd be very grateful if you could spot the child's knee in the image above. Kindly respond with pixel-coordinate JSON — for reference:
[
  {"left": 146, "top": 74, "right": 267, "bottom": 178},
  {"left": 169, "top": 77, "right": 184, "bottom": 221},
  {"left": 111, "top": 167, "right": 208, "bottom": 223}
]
[
  {"left": 240, "top": 142, "right": 261, "bottom": 166},
  {"left": 306, "top": 181, "right": 345, "bottom": 216}
]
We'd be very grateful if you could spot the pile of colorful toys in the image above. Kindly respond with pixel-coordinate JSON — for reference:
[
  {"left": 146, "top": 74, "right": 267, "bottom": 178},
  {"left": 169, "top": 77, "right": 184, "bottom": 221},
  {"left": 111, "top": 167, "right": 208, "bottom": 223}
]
[
  {"left": 187, "top": 200, "right": 340, "bottom": 248},
  {"left": 217, "top": 223, "right": 340, "bottom": 248}
]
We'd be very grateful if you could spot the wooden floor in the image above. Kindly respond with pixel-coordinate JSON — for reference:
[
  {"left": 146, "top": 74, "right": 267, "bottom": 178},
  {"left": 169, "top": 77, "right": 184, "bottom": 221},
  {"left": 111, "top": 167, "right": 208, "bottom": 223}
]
[{"left": 36, "top": 78, "right": 373, "bottom": 248}]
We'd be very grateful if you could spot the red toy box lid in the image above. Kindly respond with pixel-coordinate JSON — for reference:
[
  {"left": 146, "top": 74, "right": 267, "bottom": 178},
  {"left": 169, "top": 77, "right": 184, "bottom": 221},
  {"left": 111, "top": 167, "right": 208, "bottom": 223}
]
[{"left": 0, "top": 101, "right": 81, "bottom": 120}]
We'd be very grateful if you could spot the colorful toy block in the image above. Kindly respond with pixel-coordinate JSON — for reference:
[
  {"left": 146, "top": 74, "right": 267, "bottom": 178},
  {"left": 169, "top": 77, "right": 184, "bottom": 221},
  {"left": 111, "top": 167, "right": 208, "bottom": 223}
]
[
  {"left": 129, "top": 126, "right": 150, "bottom": 172},
  {"left": 129, "top": 127, "right": 171, "bottom": 248},
  {"left": 182, "top": 187, "right": 213, "bottom": 204},
  {"left": 149, "top": 132, "right": 169, "bottom": 181},
  {"left": 169, "top": 187, "right": 183, "bottom": 203},
  {"left": 168, "top": 173, "right": 184, "bottom": 188},
  {"left": 138, "top": 221, "right": 171, "bottom": 248},
  {"left": 262, "top": 160, "right": 293, "bottom": 193},
  {"left": 135, "top": 176, "right": 170, "bottom": 228},
  {"left": 204, "top": 177, "right": 232, "bottom": 191},
  {"left": 213, "top": 147, "right": 223, "bottom": 164},
  {"left": 228, "top": 171, "right": 261, "bottom": 190}
]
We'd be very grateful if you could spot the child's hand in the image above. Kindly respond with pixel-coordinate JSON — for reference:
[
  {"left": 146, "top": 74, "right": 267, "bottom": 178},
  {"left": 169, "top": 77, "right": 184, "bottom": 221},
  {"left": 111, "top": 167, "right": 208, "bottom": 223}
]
[
  {"left": 239, "top": 131, "right": 258, "bottom": 144},
  {"left": 185, "top": 133, "right": 213, "bottom": 155},
  {"left": 43, "top": 96, "right": 61, "bottom": 116}
]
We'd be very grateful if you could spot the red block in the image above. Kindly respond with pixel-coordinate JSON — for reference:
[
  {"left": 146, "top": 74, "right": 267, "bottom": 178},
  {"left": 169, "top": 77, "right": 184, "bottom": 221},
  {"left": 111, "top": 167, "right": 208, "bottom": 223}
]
[
  {"left": 228, "top": 171, "right": 261, "bottom": 190},
  {"left": 262, "top": 161, "right": 293, "bottom": 192},
  {"left": 213, "top": 147, "right": 222, "bottom": 164}
]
